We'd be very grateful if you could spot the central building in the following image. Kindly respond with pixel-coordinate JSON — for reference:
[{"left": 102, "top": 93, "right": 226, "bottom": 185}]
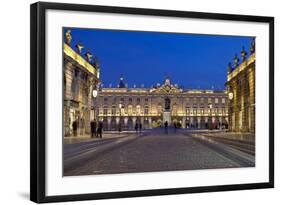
[{"left": 97, "top": 77, "right": 228, "bottom": 130}]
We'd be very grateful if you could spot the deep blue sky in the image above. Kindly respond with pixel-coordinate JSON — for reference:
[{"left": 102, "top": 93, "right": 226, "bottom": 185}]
[{"left": 64, "top": 28, "right": 252, "bottom": 90}]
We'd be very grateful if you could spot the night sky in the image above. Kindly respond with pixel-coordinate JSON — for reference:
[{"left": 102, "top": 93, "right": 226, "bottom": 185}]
[{"left": 64, "top": 28, "right": 252, "bottom": 90}]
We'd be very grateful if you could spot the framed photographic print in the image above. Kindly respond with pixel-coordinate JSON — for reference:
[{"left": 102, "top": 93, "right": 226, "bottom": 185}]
[{"left": 30, "top": 2, "right": 274, "bottom": 203}]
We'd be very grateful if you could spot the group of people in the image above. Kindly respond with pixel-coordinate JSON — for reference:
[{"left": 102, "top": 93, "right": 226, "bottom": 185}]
[
  {"left": 134, "top": 122, "right": 142, "bottom": 133},
  {"left": 90, "top": 119, "right": 103, "bottom": 138}
]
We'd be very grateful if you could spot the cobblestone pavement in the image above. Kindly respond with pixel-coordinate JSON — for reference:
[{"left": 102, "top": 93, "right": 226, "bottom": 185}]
[{"left": 64, "top": 128, "right": 254, "bottom": 176}]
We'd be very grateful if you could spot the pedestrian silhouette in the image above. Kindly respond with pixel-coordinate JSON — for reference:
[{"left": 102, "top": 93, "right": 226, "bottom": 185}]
[
  {"left": 72, "top": 120, "right": 77, "bottom": 136},
  {"left": 135, "top": 122, "right": 138, "bottom": 133},
  {"left": 90, "top": 119, "right": 97, "bottom": 138},
  {"left": 97, "top": 121, "right": 103, "bottom": 138},
  {"left": 174, "top": 122, "right": 177, "bottom": 133},
  {"left": 164, "top": 121, "right": 168, "bottom": 134},
  {"left": 118, "top": 123, "right": 122, "bottom": 134}
]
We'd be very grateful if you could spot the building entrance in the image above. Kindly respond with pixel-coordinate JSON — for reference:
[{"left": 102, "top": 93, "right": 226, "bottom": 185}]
[{"left": 163, "top": 112, "right": 171, "bottom": 125}]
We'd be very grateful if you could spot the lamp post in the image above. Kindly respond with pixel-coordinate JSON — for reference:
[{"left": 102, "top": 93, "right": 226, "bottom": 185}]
[
  {"left": 92, "top": 88, "right": 98, "bottom": 121},
  {"left": 208, "top": 103, "right": 213, "bottom": 130},
  {"left": 185, "top": 109, "right": 188, "bottom": 129},
  {"left": 228, "top": 91, "right": 233, "bottom": 131},
  {"left": 118, "top": 103, "right": 122, "bottom": 133}
]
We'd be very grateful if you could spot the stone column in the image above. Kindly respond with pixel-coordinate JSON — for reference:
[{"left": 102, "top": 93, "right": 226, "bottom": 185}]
[
  {"left": 141, "top": 117, "right": 144, "bottom": 127},
  {"left": 72, "top": 69, "right": 80, "bottom": 102},
  {"left": 64, "top": 101, "right": 70, "bottom": 137},
  {"left": 64, "top": 60, "right": 74, "bottom": 137},
  {"left": 198, "top": 116, "right": 201, "bottom": 128},
  {"left": 205, "top": 117, "right": 208, "bottom": 129},
  {"left": 85, "top": 77, "right": 93, "bottom": 136},
  {"left": 132, "top": 117, "right": 136, "bottom": 129},
  {"left": 124, "top": 117, "right": 128, "bottom": 130},
  {"left": 219, "top": 116, "right": 222, "bottom": 130},
  {"left": 182, "top": 117, "right": 186, "bottom": 128},
  {"left": 116, "top": 117, "right": 120, "bottom": 126},
  {"left": 249, "top": 66, "right": 255, "bottom": 133},
  {"left": 148, "top": 117, "right": 152, "bottom": 128},
  {"left": 107, "top": 117, "right": 111, "bottom": 131},
  {"left": 74, "top": 70, "right": 82, "bottom": 136},
  {"left": 64, "top": 61, "right": 74, "bottom": 100}
]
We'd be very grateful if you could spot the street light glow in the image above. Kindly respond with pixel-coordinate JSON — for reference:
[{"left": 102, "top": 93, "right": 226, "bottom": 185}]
[
  {"left": 92, "top": 89, "right": 98, "bottom": 98},
  {"left": 228, "top": 92, "right": 233, "bottom": 100}
]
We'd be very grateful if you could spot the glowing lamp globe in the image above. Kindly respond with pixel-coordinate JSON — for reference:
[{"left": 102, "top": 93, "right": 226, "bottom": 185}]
[
  {"left": 228, "top": 92, "right": 233, "bottom": 100},
  {"left": 92, "top": 90, "right": 98, "bottom": 98}
]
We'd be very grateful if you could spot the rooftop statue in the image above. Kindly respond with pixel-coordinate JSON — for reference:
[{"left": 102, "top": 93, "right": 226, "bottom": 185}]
[{"left": 65, "top": 29, "right": 72, "bottom": 45}]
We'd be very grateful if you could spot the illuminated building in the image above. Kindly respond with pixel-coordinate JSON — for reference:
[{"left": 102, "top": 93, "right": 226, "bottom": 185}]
[
  {"left": 63, "top": 30, "right": 100, "bottom": 137},
  {"left": 97, "top": 76, "right": 228, "bottom": 130},
  {"left": 226, "top": 38, "right": 255, "bottom": 133}
]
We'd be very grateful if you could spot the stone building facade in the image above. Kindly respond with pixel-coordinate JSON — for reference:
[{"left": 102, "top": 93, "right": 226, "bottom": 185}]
[
  {"left": 63, "top": 30, "right": 100, "bottom": 137},
  {"left": 97, "top": 77, "right": 228, "bottom": 131},
  {"left": 226, "top": 39, "right": 255, "bottom": 133}
]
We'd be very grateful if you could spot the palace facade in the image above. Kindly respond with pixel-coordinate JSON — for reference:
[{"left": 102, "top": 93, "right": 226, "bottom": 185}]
[
  {"left": 63, "top": 30, "right": 100, "bottom": 137},
  {"left": 226, "top": 38, "right": 255, "bottom": 133},
  {"left": 97, "top": 77, "right": 229, "bottom": 130}
]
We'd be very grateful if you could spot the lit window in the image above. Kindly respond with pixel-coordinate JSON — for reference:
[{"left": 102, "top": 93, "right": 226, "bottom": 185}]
[
  {"left": 103, "top": 106, "right": 108, "bottom": 115},
  {"left": 128, "top": 105, "right": 133, "bottom": 115},
  {"left": 112, "top": 106, "right": 116, "bottom": 115},
  {"left": 157, "top": 105, "right": 162, "bottom": 114},
  {"left": 144, "top": 106, "right": 149, "bottom": 115},
  {"left": 136, "top": 105, "right": 141, "bottom": 115},
  {"left": 215, "top": 98, "right": 219, "bottom": 104}
]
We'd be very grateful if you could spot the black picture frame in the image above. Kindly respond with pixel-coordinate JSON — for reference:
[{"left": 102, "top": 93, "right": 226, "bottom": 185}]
[{"left": 30, "top": 2, "right": 274, "bottom": 203}]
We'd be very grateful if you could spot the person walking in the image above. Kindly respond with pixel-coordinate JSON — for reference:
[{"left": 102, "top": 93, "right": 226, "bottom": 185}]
[
  {"left": 72, "top": 120, "right": 77, "bottom": 136},
  {"left": 139, "top": 123, "right": 142, "bottom": 133},
  {"left": 135, "top": 122, "right": 138, "bottom": 133},
  {"left": 174, "top": 122, "right": 177, "bottom": 133},
  {"left": 97, "top": 121, "right": 103, "bottom": 138},
  {"left": 164, "top": 121, "right": 168, "bottom": 134},
  {"left": 90, "top": 119, "right": 97, "bottom": 138},
  {"left": 118, "top": 123, "right": 122, "bottom": 134}
]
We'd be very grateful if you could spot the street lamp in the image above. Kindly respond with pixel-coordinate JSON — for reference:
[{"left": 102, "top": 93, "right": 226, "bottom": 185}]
[
  {"left": 118, "top": 103, "right": 122, "bottom": 133},
  {"left": 92, "top": 88, "right": 98, "bottom": 121},
  {"left": 228, "top": 92, "right": 233, "bottom": 100},
  {"left": 92, "top": 89, "right": 98, "bottom": 98},
  {"left": 208, "top": 103, "right": 213, "bottom": 130}
]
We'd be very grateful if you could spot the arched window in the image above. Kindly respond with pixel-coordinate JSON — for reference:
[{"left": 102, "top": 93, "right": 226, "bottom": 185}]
[
  {"left": 128, "top": 105, "right": 133, "bottom": 115},
  {"left": 103, "top": 106, "right": 108, "bottom": 116},
  {"left": 164, "top": 98, "right": 170, "bottom": 111},
  {"left": 172, "top": 104, "right": 177, "bottom": 115},
  {"left": 144, "top": 106, "right": 149, "bottom": 115},
  {"left": 136, "top": 105, "right": 141, "bottom": 115},
  {"left": 112, "top": 106, "right": 116, "bottom": 116},
  {"left": 186, "top": 107, "right": 190, "bottom": 115},
  {"left": 158, "top": 104, "right": 162, "bottom": 114}
]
